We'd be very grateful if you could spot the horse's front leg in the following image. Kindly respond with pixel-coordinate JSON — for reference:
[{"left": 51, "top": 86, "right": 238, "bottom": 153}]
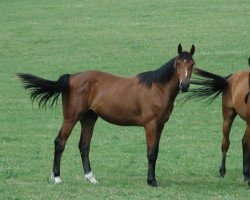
[{"left": 144, "top": 122, "right": 164, "bottom": 187}]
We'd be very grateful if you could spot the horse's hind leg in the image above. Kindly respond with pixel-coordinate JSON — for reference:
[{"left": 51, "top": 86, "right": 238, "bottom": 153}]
[
  {"left": 244, "top": 132, "right": 250, "bottom": 186},
  {"left": 243, "top": 109, "right": 250, "bottom": 184},
  {"left": 51, "top": 119, "right": 77, "bottom": 184},
  {"left": 79, "top": 110, "right": 98, "bottom": 184},
  {"left": 242, "top": 131, "right": 250, "bottom": 181},
  {"left": 219, "top": 107, "right": 236, "bottom": 177}
]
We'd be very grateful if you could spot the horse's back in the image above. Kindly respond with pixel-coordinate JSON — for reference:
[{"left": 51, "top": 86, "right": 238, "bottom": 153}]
[{"left": 69, "top": 70, "right": 135, "bottom": 93}]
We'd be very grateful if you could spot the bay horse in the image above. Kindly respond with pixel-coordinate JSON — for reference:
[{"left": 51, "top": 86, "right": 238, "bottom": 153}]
[
  {"left": 17, "top": 44, "right": 196, "bottom": 187},
  {"left": 184, "top": 58, "right": 250, "bottom": 186}
]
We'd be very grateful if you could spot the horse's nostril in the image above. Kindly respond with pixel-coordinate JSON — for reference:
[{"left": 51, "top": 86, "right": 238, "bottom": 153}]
[{"left": 180, "top": 82, "right": 189, "bottom": 92}]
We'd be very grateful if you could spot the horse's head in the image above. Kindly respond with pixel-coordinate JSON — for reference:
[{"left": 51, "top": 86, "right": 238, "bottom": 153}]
[{"left": 174, "top": 44, "right": 195, "bottom": 92}]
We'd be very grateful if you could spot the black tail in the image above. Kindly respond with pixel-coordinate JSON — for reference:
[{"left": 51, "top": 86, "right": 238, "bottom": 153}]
[
  {"left": 184, "top": 67, "right": 230, "bottom": 103},
  {"left": 17, "top": 73, "right": 70, "bottom": 108}
]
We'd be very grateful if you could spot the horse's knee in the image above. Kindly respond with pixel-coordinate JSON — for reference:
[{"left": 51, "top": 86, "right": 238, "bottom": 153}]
[
  {"left": 78, "top": 144, "right": 87, "bottom": 156},
  {"left": 78, "top": 139, "right": 88, "bottom": 152},
  {"left": 147, "top": 152, "right": 156, "bottom": 161}
]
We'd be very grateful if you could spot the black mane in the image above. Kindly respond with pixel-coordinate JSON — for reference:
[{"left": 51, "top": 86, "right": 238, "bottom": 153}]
[{"left": 137, "top": 57, "right": 176, "bottom": 87}]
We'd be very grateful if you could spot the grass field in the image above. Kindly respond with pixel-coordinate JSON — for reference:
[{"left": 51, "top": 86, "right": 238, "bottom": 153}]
[{"left": 1, "top": 0, "right": 250, "bottom": 199}]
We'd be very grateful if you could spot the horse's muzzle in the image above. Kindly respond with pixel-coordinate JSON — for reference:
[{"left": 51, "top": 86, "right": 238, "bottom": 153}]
[{"left": 179, "top": 82, "right": 190, "bottom": 92}]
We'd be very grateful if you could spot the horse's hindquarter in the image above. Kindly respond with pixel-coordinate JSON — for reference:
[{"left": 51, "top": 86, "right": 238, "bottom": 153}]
[{"left": 226, "top": 71, "right": 248, "bottom": 120}]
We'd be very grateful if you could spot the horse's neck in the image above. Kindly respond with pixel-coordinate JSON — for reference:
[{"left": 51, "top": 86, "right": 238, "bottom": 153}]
[
  {"left": 155, "top": 75, "right": 180, "bottom": 123},
  {"left": 154, "top": 73, "right": 179, "bottom": 110},
  {"left": 164, "top": 73, "right": 180, "bottom": 100}
]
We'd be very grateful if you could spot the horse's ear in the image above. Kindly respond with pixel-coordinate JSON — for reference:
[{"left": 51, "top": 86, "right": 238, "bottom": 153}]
[
  {"left": 190, "top": 45, "right": 195, "bottom": 56},
  {"left": 178, "top": 44, "right": 182, "bottom": 54}
]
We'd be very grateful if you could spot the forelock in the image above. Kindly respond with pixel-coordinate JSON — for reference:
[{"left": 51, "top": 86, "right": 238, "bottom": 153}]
[{"left": 178, "top": 51, "right": 193, "bottom": 61}]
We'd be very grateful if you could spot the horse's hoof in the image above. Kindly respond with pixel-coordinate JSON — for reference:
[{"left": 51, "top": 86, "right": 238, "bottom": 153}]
[
  {"left": 85, "top": 171, "right": 99, "bottom": 184},
  {"left": 147, "top": 179, "right": 158, "bottom": 187},
  {"left": 244, "top": 176, "right": 250, "bottom": 182},
  {"left": 219, "top": 173, "right": 225, "bottom": 178},
  {"left": 219, "top": 168, "right": 226, "bottom": 178},
  {"left": 51, "top": 173, "right": 62, "bottom": 184}
]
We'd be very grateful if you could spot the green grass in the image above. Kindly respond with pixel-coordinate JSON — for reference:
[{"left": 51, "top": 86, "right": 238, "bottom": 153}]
[{"left": 1, "top": 0, "right": 250, "bottom": 199}]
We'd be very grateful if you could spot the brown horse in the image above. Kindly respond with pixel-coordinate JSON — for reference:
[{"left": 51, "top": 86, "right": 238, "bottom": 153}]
[
  {"left": 17, "top": 44, "right": 196, "bottom": 187},
  {"left": 184, "top": 59, "right": 250, "bottom": 186}
]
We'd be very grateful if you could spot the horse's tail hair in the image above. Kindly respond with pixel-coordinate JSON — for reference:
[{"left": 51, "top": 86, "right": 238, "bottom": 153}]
[
  {"left": 17, "top": 73, "right": 70, "bottom": 108},
  {"left": 184, "top": 67, "right": 230, "bottom": 104}
]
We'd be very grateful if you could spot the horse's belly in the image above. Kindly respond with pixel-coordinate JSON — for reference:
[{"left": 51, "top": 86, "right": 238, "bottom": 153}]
[
  {"left": 91, "top": 103, "right": 142, "bottom": 126},
  {"left": 94, "top": 110, "right": 142, "bottom": 126},
  {"left": 98, "top": 113, "right": 141, "bottom": 126}
]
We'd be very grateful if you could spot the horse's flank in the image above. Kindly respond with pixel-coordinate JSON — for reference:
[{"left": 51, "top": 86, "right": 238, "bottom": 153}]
[{"left": 225, "top": 71, "right": 248, "bottom": 120}]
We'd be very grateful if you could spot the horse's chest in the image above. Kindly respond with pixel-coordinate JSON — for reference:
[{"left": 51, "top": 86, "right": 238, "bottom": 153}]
[
  {"left": 152, "top": 101, "right": 174, "bottom": 123},
  {"left": 161, "top": 103, "right": 174, "bottom": 123}
]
